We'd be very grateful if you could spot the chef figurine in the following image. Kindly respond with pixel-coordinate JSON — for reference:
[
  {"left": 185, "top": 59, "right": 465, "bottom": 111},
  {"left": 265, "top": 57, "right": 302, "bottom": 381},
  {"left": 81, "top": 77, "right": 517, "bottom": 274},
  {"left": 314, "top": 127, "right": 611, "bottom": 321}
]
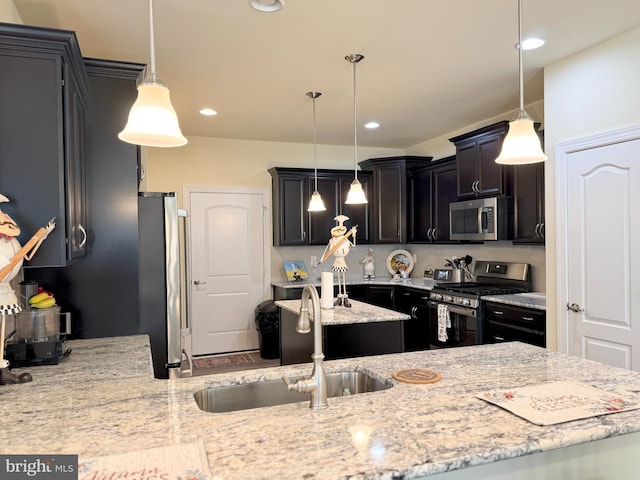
[
  {"left": 360, "top": 248, "right": 375, "bottom": 280},
  {"left": 0, "top": 194, "right": 56, "bottom": 385},
  {"left": 320, "top": 215, "right": 357, "bottom": 307}
]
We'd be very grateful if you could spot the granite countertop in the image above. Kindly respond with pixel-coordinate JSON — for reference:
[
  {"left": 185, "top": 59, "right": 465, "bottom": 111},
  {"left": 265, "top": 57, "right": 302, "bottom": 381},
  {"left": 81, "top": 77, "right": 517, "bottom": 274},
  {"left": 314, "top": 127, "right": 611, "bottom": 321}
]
[
  {"left": 2, "top": 336, "right": 640, "bottom": 479},
  {"left": 275, "top": 299, "right": 410, "bottom": 325},
  {"left": 483, "top": 292, "right": 546, "bottom": 310}
]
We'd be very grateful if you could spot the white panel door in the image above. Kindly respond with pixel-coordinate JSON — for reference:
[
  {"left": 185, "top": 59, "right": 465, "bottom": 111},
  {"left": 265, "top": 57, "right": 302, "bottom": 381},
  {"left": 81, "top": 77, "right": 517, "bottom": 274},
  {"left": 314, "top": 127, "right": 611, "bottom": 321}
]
[
  {"left": 564, "top": 137, "right": 640, "bottom": 370},
  {"left": 189, "top": 190, "right": 266, "bottom": 355}
]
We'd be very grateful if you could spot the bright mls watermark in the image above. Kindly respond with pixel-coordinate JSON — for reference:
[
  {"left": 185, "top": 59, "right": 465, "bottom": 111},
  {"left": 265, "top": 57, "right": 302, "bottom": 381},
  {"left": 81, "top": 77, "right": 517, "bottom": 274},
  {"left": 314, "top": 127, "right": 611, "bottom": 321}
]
[{"left": 1, "top": 455, "right": 78, "bottom": 480}]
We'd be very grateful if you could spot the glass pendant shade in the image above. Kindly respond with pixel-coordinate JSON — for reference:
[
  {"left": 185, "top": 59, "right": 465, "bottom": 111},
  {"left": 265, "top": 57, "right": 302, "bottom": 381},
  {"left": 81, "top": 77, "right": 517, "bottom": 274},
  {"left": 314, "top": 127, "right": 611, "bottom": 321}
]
[
  {"left": 308, "top": 190, "right": 326, "bottom": 212},
  {"left": 495, "top": 0, "right": 545, "bottom": 165},
  {"left": 306, "top": 91, "right": 326, "bottom": 212},
  {"left": 345, "top": 54, "right": 368, "bottom": 205},
  {"left": 118, "top": 0, "right": 187, "bottom": 148},
  {"left": 118, "top": 83, "right": 187, "bottom": 147},
  {"left": 345, "top": 179, "right": 368, "bottom": 205},
  {"left": 495, "top": 112, "right": 547, "bottom": 165}
]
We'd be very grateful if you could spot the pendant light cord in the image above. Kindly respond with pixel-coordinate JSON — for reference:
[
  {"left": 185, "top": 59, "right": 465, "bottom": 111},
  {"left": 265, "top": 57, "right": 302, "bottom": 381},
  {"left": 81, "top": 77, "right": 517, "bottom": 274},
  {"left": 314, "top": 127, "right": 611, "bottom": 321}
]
[
  {"left": 352, "top": 59, "right": 359, "bottom": 181},
  {"left": 517, "top": 0, "right": 524, "bottom": 112},
  {"left": 312, "top": 95, "right": 318, "bottom": 192}
]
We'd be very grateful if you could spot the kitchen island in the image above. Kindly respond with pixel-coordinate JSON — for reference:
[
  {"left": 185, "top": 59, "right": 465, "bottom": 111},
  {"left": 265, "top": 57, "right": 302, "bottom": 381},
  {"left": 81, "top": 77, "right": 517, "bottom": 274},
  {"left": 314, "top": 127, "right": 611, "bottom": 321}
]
[
  {"left": 2, "top": 336, "right": 640, "bottom": 479},
  {"left": 276, "top": 298, "right": 412, "bottom": 364}
]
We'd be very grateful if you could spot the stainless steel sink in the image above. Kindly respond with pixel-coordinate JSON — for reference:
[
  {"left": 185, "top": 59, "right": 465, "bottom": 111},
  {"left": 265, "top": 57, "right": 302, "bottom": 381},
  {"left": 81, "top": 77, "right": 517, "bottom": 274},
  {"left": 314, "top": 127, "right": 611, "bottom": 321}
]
[{"left": 194, "top": 370, "right": 391, "bottom": 413}]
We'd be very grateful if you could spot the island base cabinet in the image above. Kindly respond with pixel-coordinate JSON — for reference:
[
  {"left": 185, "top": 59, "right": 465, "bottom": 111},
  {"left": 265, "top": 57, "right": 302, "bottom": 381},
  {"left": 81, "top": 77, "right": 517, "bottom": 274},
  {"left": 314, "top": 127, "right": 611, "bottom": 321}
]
[{"left": 279, "top": 308, "right": 403, "bottom": 365}]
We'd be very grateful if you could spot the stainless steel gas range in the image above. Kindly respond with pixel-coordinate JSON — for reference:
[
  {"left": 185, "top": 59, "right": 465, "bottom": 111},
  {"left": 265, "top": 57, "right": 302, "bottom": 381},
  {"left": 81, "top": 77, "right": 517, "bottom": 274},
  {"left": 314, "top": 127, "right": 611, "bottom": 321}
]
[{"left": 428, "top": 261, "right": 531, "bottom": 348}]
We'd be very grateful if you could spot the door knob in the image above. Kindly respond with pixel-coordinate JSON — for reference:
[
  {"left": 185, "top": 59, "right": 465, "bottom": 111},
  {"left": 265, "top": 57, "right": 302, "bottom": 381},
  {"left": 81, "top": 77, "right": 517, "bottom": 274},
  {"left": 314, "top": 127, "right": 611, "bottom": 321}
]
[
  {"left": 566, "top": 302, "right": 583, "bottom": 313},
  {"left": 194, "top": 280, "right": 207, "bottom": 285}
]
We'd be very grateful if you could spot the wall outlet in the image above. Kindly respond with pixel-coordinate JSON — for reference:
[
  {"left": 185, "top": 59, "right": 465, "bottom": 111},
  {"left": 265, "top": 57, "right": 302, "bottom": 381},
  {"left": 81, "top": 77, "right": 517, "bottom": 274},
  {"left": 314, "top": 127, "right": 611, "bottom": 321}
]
[{"left": 310, "top": 255, "right": 318, "bottom": 268}]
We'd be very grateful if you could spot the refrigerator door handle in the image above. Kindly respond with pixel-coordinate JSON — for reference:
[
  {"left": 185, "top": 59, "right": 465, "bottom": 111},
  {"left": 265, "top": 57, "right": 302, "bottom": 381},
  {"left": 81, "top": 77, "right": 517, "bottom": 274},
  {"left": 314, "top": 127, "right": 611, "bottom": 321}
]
[{"left": 178, "top": 208, "right": 191, "bottom": 337}]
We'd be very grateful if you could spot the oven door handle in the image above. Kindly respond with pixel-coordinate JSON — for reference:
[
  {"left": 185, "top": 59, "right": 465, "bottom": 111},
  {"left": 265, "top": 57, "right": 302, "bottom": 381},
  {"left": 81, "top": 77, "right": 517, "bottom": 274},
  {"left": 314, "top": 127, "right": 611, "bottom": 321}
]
[{"left": 429, "top": 301, "right": 477, "bottom": 317}]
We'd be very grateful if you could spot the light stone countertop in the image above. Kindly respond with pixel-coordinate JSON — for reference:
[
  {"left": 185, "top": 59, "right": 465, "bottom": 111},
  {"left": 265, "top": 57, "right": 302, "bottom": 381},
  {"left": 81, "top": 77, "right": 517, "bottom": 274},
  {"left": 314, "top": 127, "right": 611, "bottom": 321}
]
[
  {"left": 482, "top": 292, "right": 547, "bottom": 310},
  {"left": 2, "top": 335, "right": 640, "bottom": 479},
  {"left": 275, "top": 299, "right": 410, "bottom": 325}
]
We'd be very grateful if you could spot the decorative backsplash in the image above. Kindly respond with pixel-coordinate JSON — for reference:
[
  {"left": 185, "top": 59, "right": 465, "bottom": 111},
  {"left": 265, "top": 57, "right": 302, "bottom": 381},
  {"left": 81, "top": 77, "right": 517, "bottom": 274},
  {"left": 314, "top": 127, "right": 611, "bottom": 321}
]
[{"left": 273, "top": 242, "right": 546, "bottom": 292}]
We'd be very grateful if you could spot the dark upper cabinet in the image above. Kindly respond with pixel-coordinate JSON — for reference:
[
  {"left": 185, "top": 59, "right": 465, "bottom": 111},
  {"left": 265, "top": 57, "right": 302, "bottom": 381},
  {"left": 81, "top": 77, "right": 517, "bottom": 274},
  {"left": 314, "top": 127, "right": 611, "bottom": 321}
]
[
  {"left": 513, "top": 162, "right": 545, "bottom": 244},
  {"left": 359, "top": 156, "right": 432, "bottom": 244},
  {"left": 269, "top": 167, "right": 371, "bottom": 246},
  {"left": 408, "top": 156, "right": 458, "bottom": 243},
  {"left": 26, "top": 58, "right": 145, "bottom": 339},
  {"left": 0, "top": 23, "right": 90, "bottom": 266},
  {"left": 449, "top": 121, "right": 512, "bottom": 199}
]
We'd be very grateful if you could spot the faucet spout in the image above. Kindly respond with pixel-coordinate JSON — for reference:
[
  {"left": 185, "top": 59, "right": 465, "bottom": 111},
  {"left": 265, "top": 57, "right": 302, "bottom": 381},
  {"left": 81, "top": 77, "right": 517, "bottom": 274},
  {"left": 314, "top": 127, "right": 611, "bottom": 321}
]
[{"left": 282, "top": 284, "right": 328, "bottom": 409}]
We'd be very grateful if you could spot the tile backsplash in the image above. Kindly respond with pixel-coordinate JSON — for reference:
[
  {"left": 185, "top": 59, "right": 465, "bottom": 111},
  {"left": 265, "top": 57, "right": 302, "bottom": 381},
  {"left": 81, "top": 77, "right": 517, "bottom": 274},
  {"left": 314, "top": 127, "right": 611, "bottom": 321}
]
[{"left": 272, "top": 242, "right": 545, "bottom": 292}]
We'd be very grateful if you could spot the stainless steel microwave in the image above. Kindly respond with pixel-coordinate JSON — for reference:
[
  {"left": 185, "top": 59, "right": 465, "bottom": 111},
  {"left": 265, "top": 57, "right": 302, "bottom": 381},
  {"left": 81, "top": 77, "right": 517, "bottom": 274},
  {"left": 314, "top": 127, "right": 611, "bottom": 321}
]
[{"left": 449, "top": 197, "right": 512, "bottom": 241}]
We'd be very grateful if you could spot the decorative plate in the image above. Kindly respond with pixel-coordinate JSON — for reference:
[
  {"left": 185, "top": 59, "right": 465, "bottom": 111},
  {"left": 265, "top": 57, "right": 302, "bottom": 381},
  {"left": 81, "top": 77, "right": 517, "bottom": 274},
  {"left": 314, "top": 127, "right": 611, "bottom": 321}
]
[{"left": 386, "top": 249, "right": 414, "bottom": 276}]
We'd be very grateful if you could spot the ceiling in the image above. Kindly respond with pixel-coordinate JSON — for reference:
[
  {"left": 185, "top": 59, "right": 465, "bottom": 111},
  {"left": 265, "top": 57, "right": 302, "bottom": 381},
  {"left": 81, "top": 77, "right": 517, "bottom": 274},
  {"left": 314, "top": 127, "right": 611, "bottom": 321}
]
[{"left": 13, "top": 0, "right": 640, "bottom": 149}]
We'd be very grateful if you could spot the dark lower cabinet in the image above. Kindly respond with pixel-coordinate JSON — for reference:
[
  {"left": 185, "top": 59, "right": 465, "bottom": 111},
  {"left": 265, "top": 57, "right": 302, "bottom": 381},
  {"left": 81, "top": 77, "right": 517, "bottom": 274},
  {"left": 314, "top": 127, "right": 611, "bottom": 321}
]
[
  {"left": 279, "top": 307, "right": 403, "bottom": 365},
  {"left": 366, "top": 285, "right": 395, "bottom": 309},
  {"left": 324, "top": 322, "right": 403, "bottom": 361},
  {"left": 395, "top": 288, "right": 430, "bottom": 351},
  {"left": 483, "top": 302, "right": 546, "bottom": 348}
]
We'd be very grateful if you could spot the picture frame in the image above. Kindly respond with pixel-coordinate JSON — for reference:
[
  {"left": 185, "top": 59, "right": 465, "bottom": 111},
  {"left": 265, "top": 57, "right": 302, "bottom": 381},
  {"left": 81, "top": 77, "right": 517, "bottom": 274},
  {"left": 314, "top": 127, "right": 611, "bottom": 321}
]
[{"left": 283, "top": 260, "right": 308, "bottom": 282}]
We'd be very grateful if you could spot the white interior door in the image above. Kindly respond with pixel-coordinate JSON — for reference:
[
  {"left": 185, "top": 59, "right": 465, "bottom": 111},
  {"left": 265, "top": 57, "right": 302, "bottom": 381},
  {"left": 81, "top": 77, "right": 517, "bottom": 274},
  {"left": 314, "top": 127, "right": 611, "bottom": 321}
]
[
  {"left": 558, "top": 130, "right": 640, "bottom": 371},
  {"left": 188, "top": 188, "right": 269, "bottom": 356}
]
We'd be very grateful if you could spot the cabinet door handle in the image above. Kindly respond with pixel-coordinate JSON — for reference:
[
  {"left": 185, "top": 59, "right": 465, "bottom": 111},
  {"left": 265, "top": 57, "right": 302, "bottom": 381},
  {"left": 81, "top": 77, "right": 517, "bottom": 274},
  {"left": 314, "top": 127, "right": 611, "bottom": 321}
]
[
  {"left": 78, "top": 224, "right": 87, "bottom": 249},
  {"left": 493, "top": 336, "right": 505, "bottom": 342},
  {"left": 490, "top": 310, "right": 504, "bottom": 315},
  {"left": 303, "top": 231, "right": 306, "bottom": 239},
  {"left": 534, "top": 223, "right": 540, "bottom": 238},
  {"left": 540, "top": 223, "right": 545, "bottom": 239},
  {"left": 426, "top": 228, "right": 431, "bottom": 241},
  {"left": 194, "top": 280, "right": 207, "bottom": 285},
  {"left": 521, "top": 316, "right": 534, "bottom": 321},
  {"left": 431, "top": 228, "right": 438, "bottom": 240}
]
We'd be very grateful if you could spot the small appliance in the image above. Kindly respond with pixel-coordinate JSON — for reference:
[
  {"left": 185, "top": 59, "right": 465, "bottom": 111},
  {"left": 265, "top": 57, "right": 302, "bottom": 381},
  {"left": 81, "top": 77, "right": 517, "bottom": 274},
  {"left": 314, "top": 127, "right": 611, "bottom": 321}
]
[
  {"left": 449, "top": 196, "right": 512, "bottom": 241},
  {"left": 4, "top": 281, "right": 71, "bottom": 367}
]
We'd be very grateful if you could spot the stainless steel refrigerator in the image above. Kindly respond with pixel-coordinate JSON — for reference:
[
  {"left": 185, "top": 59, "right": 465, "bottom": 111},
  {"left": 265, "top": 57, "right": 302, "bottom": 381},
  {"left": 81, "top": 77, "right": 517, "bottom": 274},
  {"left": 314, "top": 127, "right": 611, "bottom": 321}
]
[{"left": 138, "top": 192, "right": 192, "bottom": 379}]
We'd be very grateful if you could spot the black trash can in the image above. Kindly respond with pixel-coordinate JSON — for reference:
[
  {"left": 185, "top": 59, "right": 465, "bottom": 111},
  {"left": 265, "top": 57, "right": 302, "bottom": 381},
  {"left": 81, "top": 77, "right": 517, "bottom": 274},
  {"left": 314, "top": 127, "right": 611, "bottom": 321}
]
[{"left": 255, "top": 300, "right": 280, "bottom": 359}]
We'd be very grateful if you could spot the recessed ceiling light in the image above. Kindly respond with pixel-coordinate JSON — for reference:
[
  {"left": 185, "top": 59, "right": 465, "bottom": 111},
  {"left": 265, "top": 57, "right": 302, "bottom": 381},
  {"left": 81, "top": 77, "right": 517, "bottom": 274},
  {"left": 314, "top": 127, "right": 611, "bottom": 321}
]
[
  {"left": 248, "top": 0, "right": 285, "bottom": 12},
  {"left": 199, "top": 108, "right": 218, "bottom": 116},
  {"left": 364, "top": 121, "right": 380, "bottom": 129},
  {"left": 518, "top": 38, "right": 545, "bottom": 50}
]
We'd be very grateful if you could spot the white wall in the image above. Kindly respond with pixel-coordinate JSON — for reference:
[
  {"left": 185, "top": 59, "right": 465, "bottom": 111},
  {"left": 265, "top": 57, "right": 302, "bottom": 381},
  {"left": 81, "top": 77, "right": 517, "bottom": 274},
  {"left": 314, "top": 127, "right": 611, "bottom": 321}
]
[
  {"left": 143, "top": 136, "right": 404, "bottom": 206},
  {"left": 544, "top": 26, "right": 640, "bottom": 351},
  {"left": 406, "top": 101, "right": 544, "bottom": 160},
  {"left": 0, "top": 0, "right": 23, "bottom": 22}
]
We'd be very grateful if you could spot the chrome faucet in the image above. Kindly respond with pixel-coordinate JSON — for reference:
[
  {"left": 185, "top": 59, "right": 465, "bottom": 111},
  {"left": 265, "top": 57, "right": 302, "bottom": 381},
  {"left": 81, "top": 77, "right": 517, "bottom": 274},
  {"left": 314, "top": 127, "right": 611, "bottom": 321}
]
[{"left": 282, "top": 284, "right": 328, "bottom": 409}]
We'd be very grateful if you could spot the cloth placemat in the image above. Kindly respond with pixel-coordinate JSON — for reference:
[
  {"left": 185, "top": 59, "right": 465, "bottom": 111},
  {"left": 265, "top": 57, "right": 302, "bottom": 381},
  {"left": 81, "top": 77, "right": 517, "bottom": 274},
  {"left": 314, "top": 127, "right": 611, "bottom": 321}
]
[
  {"left": 477, "top": 380, "right": 640, "bottom": 426},
  {"left": 78, "top": 440, "right": 212, "bottom": 480}
]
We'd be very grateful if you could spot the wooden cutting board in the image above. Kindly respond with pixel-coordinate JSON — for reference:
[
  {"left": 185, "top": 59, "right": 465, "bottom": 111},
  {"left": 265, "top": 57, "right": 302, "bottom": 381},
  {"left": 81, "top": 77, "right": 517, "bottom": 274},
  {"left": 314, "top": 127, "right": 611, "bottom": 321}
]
[{"left": 392, "top": 368, "right": 442, "bottom": 384}]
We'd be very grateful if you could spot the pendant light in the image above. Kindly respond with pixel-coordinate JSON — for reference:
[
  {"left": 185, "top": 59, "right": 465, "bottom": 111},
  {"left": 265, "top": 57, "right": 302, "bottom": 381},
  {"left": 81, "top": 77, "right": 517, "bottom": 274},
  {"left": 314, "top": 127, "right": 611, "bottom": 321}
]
[
  {"left": 307, "top": 92, "right": 326, "bottom": 212},
  {"left": 344, "top": 54, "right": 368, "bottom": 205},
  {"left": 119, "top": 0, "right": 187, "bottom": 148},
  {"left": 495, "top": 0, "right": 546, "bottom": 165}
]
